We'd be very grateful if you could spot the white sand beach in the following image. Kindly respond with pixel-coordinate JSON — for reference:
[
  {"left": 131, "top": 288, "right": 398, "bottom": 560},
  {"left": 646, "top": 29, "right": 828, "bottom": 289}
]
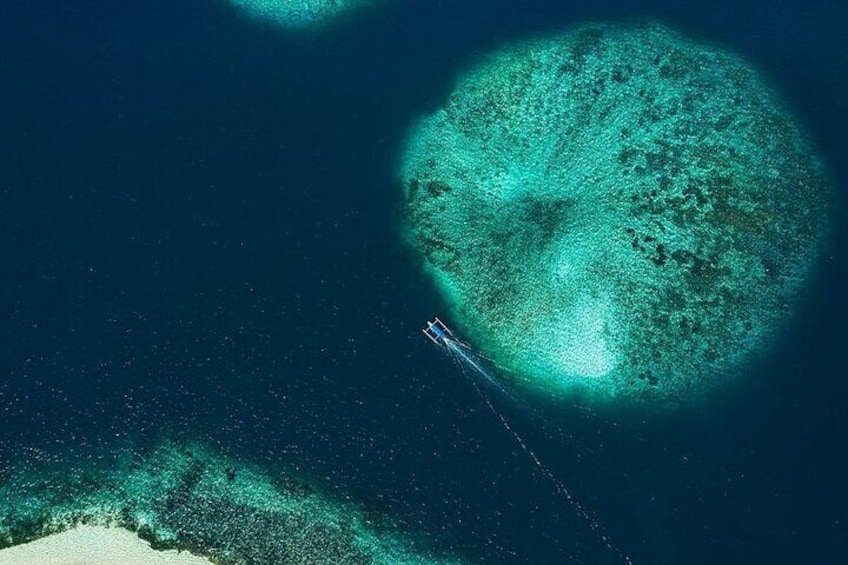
[{"left": 0, "top": 525, "right": 213, "bottom": 565}]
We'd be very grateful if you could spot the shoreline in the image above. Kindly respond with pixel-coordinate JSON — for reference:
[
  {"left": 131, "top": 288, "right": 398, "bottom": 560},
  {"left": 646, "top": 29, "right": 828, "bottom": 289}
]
[{"left": 0, "top": 525, "right": 214, "bottom": 565}]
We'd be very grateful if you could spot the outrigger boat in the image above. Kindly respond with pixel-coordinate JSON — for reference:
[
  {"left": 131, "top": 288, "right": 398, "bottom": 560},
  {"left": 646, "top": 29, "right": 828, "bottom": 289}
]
[{"left": 422, "top": 317, "right": 454, "bottom": 346}]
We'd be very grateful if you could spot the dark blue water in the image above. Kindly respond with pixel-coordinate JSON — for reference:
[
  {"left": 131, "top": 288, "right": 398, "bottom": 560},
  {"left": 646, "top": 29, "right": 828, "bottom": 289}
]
[{"left": 1, "top": 0, "right": 846, "bottom": 563}]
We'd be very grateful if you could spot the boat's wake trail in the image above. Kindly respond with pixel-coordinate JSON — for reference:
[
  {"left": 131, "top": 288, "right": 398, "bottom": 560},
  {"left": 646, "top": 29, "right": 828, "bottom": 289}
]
[{"left": 423, "top": 318, "right": 633, "bottom": 565}]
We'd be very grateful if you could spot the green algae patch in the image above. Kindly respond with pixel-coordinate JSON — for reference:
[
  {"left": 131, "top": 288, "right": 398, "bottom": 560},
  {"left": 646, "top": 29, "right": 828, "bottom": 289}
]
[
  {"left": 227, "top": 0, "right": 376, "bottom": 30},
  {"left": 400, "top": 22, "right": 831, "bottom": 408},
  {"left": 0, "top": 440, "right": 462, "bottom": 565}
]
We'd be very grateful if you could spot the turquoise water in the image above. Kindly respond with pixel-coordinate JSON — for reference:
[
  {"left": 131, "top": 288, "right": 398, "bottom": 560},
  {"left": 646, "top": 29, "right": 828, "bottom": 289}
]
[
  {"left": 0, "top": 438, "right": 460, "bottom": 564},
  {"left": 401, "top": 22, "right": 831, "bottom": 408}
]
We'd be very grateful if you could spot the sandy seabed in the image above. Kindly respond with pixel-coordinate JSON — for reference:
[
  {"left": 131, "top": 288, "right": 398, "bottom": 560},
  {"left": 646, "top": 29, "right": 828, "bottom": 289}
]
[{"left": 0, "top": 525, "right": 213, "bottom": 565}]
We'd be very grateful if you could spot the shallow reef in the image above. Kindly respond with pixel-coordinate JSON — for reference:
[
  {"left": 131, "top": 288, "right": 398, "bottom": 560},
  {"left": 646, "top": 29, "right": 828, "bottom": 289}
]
[
  {"left": 0, "top": 439, "right": 461, "bottom": 565},
  {"left": 227, "top": 0, "right": 375, "bottom": 30},
  {"left": 400, "top": 22, "right": 831, "bottom": 408}
]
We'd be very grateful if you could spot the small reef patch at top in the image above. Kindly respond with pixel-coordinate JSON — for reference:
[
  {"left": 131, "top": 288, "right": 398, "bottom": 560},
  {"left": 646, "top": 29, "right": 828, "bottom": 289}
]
[
  {"left": 227, "top": 0, "right": 377, "bottom": 30},
  {"left": 399, "top": 22, "right": 831, "bottom": 409}
]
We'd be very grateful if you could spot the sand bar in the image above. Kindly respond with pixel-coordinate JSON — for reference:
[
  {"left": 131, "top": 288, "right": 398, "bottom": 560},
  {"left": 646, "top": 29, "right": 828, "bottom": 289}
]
[{"left": 0, "top": 525, "right": 213, "bottom": 565}]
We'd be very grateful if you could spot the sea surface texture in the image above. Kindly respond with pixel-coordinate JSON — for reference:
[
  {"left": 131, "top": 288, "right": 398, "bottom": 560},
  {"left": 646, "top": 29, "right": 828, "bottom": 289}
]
[{"left": 0, "top": 0, "right": 846, "bottom": 564}]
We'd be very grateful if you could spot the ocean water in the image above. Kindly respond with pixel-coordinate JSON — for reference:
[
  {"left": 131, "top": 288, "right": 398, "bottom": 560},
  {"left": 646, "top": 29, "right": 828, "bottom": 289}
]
[{"left": 1, "top": 0, "right": 846, "bottom": 563}]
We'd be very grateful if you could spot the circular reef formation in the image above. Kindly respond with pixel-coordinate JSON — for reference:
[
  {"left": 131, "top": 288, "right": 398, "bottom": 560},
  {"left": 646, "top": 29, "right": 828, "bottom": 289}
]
[
  {"left": 400, "top": 22, "right": 831, "bottom": 408},
  {"left": 227, "top": 0, "right": 374, "bottom": 29}
]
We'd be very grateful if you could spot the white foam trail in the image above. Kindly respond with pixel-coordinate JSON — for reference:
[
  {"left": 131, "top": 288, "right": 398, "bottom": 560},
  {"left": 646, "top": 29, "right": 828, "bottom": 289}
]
[{"left": 441, "top": 337, "right": 633, "bottom": 565}]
